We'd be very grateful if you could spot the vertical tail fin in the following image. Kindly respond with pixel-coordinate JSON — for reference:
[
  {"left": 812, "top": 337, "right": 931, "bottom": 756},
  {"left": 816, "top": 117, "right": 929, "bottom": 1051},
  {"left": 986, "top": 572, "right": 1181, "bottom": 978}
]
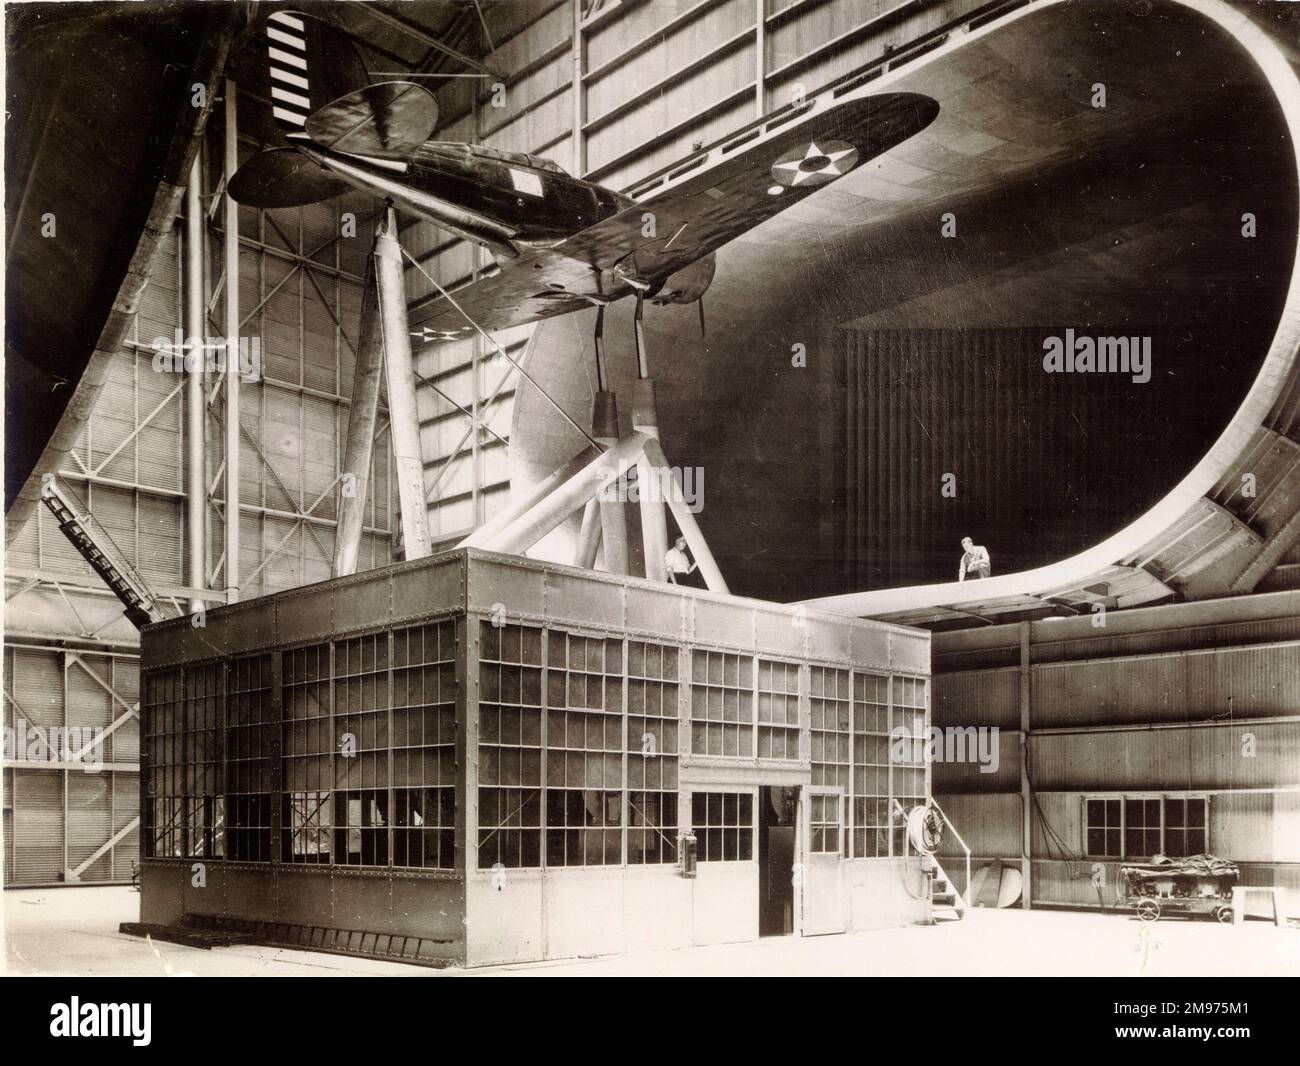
[
  {"left": 260, "top": 10, "right": 438, "bottom": 157},
  {"left": 262, "top": 10, "right": 372, "bottom": 133}
]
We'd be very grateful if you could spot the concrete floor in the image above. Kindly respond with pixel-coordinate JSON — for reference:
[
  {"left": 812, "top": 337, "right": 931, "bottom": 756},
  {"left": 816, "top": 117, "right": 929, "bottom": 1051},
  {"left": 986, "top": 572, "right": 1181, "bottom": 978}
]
[{"left": 4, "top": 886, "right": 1298, "bottom": 977}]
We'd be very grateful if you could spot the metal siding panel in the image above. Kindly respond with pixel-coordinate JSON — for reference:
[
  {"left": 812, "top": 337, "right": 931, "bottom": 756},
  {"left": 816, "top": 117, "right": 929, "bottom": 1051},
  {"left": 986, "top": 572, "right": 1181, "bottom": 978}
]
[
  {"left": 754, "top": 605, "right": 805, "bottom": 659},
  {"left": 1210, "top": 792, "right": 1275, "bottom": 862},
  {"left": 1185, "top": 644, "right": 1300, "bottom": 717},
  {"left": 392, "top": 554, "right": 464, "bottom": 624},
  {"left": 67, "top": 773, "right": 112, "bottom": 880},
  {"left": 1032, "top": 721, "right": 1300, "bottom": 791},
  {"left": 1021, "top": 641, "right": 1300, "bottom": 728},
  {"left": 65, "top": 655, "right": 116, "bottom": 766},
  {"left": 804, "top": 615, "right": 851, "bottom": 663},
  {"left": 690, "top": 596, "right": 755, "bottom": 651},
  {"left": 624, "top": 581, "right": 690, "bottom": 642},
  {"left": 12, "top": 647, "right": 63, "bottom": 729},
  {"left": 1033, "top": 655, "right": 1180, "bottom": 728},
  {"left": 932, "top": 730, "right": 1020, "bottom": 793},
  {"left": 466, "top": 556, "right": 547, "bottom": 618},
  {"left": 933, "top": 791, "right": 1022, "bottom": 858},
  {"left": 585, "top": 0, "right": 754, "bottom": 124},
  {"left": 112, "top": 771, "right": 141, "bottom": 880},
  {"left": 544, "top": 569, "right": 625, "bottom": 630},
  {"left": 932, "top": 667, "right": 1018, "bottom": 729},
  {"left": 1029, "top": 792, "right": 1081, "bottom": 857},
  {"left": 13, "top": 769, "right": 63, "bottom": 884}
]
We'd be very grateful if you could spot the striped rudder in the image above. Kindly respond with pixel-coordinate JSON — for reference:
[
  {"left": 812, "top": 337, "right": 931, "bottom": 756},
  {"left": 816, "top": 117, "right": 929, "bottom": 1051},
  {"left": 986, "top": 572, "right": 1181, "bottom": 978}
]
[{"left": 261, "top": 10, "right": 372, "bottom": 133}]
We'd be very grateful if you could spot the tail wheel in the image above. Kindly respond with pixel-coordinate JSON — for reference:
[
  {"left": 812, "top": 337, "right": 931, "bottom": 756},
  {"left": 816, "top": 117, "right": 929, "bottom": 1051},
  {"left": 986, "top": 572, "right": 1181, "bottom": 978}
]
[
  {"left": 1215, "top": 905, "right": 1233, "bottom": 924},
  {"left": 1136, "top": 898, "right": 1161, "bottom": 922}
]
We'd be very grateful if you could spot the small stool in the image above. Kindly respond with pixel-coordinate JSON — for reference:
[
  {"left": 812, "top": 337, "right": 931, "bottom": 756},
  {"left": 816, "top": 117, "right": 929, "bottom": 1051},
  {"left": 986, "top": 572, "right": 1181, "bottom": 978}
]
[{"left": 1230, "top": 885, "right": 1287, "bottom": 927}]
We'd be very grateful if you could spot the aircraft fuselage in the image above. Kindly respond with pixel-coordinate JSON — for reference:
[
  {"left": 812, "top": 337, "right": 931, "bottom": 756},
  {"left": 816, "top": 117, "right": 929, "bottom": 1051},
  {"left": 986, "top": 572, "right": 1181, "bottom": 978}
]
[{"left": 293, "top": 135, "right": 632, "bottom": 259}]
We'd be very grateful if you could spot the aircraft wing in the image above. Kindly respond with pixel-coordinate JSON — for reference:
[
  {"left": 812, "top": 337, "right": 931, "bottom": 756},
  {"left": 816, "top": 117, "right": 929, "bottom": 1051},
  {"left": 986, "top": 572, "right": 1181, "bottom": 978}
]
[
  {"left": 405, "top": 248, "right": 612, "bottom": 341},
  {"left": 408, "top": 92, "right": 939, "bottom": 338}
]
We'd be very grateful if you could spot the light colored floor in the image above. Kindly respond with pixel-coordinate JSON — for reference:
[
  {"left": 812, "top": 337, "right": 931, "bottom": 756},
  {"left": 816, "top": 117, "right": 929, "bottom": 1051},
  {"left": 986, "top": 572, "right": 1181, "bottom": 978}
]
[{"left": 4, "top": 885, "right": 1298, "bottom": 977}]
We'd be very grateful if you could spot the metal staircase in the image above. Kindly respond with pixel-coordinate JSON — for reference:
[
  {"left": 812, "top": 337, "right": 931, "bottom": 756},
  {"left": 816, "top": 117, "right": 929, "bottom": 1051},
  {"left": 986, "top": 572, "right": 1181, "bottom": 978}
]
[
  {"left": 898, "top": 797, "right": 971, "bottom": 922},
  {"left": 924, "top": 856, "right": 968, "bottom": 921},
  {"left": 39, "top": 476, "right": 163, "bottom": 629},
  {"left": 925, "top": 798, "right": 971, "bottom": 922}
]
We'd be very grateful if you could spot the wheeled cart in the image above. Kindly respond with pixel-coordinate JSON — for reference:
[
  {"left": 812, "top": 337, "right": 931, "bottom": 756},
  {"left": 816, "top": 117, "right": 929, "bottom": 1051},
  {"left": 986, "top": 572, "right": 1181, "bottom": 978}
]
[{"left": 1121, "top": 854, "right": 1239, "bottom": 923}]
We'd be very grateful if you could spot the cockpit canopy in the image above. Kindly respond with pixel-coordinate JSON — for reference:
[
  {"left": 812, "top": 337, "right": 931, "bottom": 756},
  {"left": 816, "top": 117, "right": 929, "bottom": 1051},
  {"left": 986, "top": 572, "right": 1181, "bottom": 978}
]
[{"left": 464, "top": 144, "right": 567, "bottom": 174}]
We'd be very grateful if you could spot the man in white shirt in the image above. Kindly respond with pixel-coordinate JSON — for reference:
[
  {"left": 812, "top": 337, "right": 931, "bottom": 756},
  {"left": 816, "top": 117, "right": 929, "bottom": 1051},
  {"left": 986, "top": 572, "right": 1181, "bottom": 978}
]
[
  {"left": 665, "top": 536, "right": 699, "bottom": 586},
  {"left": 958, "top": 537, "right": 991, "bottom": 581}
]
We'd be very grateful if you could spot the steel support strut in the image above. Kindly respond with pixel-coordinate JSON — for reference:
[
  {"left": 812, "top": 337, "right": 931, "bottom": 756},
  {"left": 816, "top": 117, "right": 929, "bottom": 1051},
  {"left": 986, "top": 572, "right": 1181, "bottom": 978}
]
[
  {"left": 223, "top": 80, "right": 241, "bottom": 603},
  {"left": 631, "top": 293, "right": 669, "bottom": 581},
  {"left": 593, "top": 305, "right": 629, "bottom": 574},
  {"left": 333, "top": 241, "right": 385, "bottom": 576},
  {"left": 184, "top": 155, "right": 207, "bottom": 613},
  {"left": 375, "top": 207, "right": 432, "bottom": 561}
]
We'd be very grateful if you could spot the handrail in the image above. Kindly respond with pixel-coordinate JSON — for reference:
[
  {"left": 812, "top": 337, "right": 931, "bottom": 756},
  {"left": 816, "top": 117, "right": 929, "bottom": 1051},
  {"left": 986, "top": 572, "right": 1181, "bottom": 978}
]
[{"left": 928, "top": 796, "right": 972, "bottom": 911}]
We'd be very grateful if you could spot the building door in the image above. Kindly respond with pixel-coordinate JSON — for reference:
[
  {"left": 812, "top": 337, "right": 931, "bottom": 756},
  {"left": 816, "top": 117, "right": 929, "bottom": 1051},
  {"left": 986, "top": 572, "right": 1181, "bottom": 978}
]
[
  {"left": 758, "top": 785, "right": 798, "bottom": 936},
  {"left": 802, "top": 788, "right": 848, "bottom": 935}
]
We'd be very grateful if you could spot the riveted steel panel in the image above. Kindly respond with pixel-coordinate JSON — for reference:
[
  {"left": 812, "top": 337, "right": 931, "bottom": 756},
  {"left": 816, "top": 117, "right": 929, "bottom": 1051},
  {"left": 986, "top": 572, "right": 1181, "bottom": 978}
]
[
  {"left": 391, "top": 876, "right": 466, "bottom": 942},
  {"left": 690, "top": 596, "right": 755, "bottom": 650},
  {"left": 140, "top": 619, "right": 185, "bottom": 670},
  {"left": 204, "top": 600, "right": 277, "bottom": 661},
  {"left": 467, "top": 555, "right": 546, "bottom": 619},
  {"left": 888, "top": 628, "right": 929, "bottom": 674},
  {"left": 849, "top": 623, "right": 891, "bottom": 672},
  {"left": 217, "top": 865, "right": 276, "bottom": 920},
  {"left": 754, "top": 606, "right": 806, "bottom": 659},
  {"left": 184, "top": 861, "right": 226, "bottom": 918},
  {"left": 331, "top": 570, "right": 393, "bottom": 635},
  {"left": 544, "top": 569, "right": 624, "bottom": 630},
  {"left": 139, "top": 863, "right": 186, "bottom": 925},
  {"left": 275, "top": 867, "right": 338, "bottom": 926},
  {"left": 392, "top": 555, "right": 464, "bottom": 624},
  {"left": 625, "top": 581, "right": 689, "bottom": 642},
  {"left": 276, "top": 585, "right": 338, "bottom": 647},
  {"left": 331, "top": 870, "right": 387, "bottom": 930},
  {"left": 804, "top": 615, "right": 851, "bottom": 664}
]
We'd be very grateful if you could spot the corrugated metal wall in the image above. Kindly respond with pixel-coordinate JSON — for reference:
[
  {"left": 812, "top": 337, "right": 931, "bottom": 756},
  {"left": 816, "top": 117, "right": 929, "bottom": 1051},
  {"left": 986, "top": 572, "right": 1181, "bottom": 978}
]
[
  {"left": 931, "top": 602, "right": 1300, "bottom": 909},
  {"left": 3, "top": 646, "right": 140, "bottom": 885}
]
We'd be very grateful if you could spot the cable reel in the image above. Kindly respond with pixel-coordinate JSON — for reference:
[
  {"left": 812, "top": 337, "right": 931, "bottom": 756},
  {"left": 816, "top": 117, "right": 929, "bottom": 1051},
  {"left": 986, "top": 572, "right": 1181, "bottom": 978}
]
[{"left": 906, "top": 804, "right": 944, "bottom": 855}]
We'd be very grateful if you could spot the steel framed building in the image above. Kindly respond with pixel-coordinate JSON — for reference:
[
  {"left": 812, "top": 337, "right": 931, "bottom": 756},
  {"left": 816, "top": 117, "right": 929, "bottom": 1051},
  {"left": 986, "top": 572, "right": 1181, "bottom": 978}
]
[
  {"left": 6, "top": 0, "right": 1297, "bottom": 969},
  {"left": 134, "top": 549, "right": 931, "bottom": 965}
]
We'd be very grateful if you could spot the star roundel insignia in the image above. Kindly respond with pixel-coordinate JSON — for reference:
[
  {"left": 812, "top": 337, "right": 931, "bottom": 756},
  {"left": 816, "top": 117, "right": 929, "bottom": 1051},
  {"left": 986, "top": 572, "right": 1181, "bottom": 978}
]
[
  {"left": 770, "top": 139, "right": 859, "bottom": 187},
  {"left": 411, "top": 325, "right": 472, "bottom": 343}
]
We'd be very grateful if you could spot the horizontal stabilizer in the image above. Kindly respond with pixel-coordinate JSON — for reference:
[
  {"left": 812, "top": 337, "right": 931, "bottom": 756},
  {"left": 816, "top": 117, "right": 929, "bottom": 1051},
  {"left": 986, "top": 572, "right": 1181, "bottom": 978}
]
[
  {"left": 228, "top": 148, "right": 352, "bottom": 208},
  {"left": 304, "top": 82, "right": 439, "bottom": 158}
]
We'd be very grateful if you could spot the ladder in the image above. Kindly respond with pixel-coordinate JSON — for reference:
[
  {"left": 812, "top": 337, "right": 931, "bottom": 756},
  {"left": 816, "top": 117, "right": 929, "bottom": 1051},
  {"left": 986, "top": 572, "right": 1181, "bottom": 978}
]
[{"left": 39, "top": 477, "right": 163, "bottom": 629}]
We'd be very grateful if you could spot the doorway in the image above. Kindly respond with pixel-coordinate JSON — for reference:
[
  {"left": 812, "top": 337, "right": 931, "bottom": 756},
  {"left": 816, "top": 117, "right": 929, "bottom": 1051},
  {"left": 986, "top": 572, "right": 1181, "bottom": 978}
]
[{"left": 758, "top": 785, "right": 799, "bottom": 936}]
